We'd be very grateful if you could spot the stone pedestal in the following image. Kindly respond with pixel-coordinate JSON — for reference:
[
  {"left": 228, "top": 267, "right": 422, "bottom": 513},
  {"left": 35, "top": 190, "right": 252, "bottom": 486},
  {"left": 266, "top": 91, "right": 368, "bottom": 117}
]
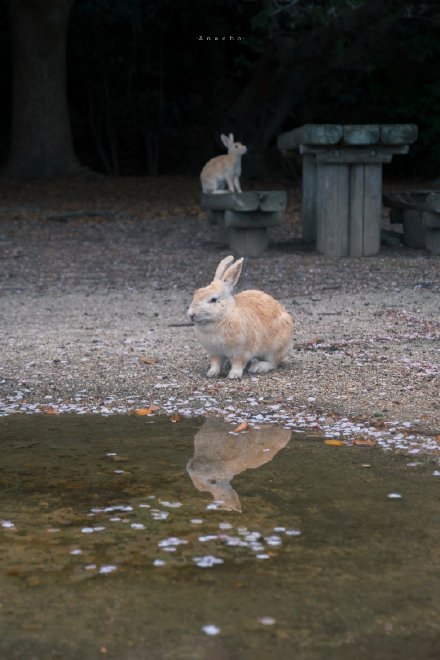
[
  {"left": 384, "top": 190, "right": 440, "bottom": 255},
  {"left": 202, "top": 191, "right": 287, "bottom": 257},
  {"left": 277, "top": 124, "right": 418, "bottom": 257}
]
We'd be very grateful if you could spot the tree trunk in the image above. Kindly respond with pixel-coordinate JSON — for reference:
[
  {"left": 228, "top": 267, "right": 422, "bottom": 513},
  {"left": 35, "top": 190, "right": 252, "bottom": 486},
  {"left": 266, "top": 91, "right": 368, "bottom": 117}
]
[{"left": 6, "top": 0, "right": 82, "bottom": 177}]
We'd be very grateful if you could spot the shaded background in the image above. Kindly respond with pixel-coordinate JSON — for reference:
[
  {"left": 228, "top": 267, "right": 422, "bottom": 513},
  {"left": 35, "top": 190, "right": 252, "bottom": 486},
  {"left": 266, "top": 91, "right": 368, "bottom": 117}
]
[{"left": 0, "top": 0, "right": 440, "bottom": 180}]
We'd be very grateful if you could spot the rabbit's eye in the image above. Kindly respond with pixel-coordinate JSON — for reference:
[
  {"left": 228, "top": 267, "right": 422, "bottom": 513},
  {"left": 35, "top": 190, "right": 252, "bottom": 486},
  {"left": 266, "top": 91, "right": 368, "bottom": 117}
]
[{"left": 208, "top": 296, "right": 219, "bottom": 303}]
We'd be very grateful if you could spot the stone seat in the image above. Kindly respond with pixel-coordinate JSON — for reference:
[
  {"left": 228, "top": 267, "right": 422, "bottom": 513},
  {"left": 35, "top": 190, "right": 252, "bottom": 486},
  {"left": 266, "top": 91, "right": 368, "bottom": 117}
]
[
  {"left": 383, "top": 190, "right": 440, "bottom": 254},
  {"left": 201, "top": 190, "right": 287, "bottom": 257}
]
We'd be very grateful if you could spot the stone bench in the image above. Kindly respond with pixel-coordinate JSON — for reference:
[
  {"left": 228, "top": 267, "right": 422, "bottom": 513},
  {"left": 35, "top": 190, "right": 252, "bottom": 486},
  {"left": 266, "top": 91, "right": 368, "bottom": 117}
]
[
  {"left": 277, "top": 124, "right": 418, "bottom": 257},
  {"left": 202, "top": 190, "right": 287, "bottom": 257},
  {"left": 383, "top": 190, "right": 440, "bottom": 255}
]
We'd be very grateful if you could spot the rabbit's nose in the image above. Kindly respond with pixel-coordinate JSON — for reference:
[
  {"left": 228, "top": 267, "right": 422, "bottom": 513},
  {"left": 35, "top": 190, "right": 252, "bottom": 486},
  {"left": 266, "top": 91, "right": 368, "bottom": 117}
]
[{"left": 188, "top": 310, "right": 196, "bottom": 322}]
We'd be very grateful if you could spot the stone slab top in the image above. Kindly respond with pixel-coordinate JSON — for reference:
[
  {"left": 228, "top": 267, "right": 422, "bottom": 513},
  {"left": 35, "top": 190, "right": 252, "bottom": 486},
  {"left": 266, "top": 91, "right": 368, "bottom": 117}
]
[
  {"left": 383, "top": 190, "right": 440, "bottom": 213},
  {"left": 277, "top": 124, "right": 418, "bottom": 151},
  {"left": 202, "top": 190, "right": 287, "bottom": 212}
]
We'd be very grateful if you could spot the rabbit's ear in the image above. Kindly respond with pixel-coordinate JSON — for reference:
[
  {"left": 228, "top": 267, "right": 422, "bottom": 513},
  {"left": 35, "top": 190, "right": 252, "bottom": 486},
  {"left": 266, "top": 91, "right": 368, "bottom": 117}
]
[
  {"left": 214, "top": 255, "right": 234, "bottom": 281},
  {"left": 222, "top": 258, "right": 243, "bottom": 289},
  {"left": 217, "top": 484, "right": 242, "bottom": 512},
  {"left": 229, "top": 133, "right": 234, "bottom": 142},
  {"left": 220, "top": 134, "right": 231, "bottom": 148}
]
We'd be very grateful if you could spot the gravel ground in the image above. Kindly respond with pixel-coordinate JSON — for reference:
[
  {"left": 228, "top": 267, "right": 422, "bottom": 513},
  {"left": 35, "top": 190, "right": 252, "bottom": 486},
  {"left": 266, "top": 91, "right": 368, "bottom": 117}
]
[{"left": 0, "top": 176, "right": 439, "bottom": 456}]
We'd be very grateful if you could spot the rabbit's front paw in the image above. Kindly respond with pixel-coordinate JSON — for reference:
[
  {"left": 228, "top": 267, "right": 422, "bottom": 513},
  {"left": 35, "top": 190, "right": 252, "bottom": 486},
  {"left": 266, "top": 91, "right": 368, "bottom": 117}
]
[
  {"left": 227, "top": 366, "right": 244, "bottom": 380},
  {"left": 207, "top": 357, "right": 222, "bottom": 378}
]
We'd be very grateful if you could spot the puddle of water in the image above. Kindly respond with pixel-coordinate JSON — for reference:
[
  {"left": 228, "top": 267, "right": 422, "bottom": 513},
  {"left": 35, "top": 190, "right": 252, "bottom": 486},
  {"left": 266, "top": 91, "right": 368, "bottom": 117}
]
[{"left": 0, "top": 415, "right": 439, "bottom": 660}]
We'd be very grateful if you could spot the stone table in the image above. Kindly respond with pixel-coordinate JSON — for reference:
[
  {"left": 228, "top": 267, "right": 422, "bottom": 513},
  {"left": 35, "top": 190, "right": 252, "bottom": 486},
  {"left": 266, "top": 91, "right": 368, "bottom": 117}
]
[{"left": 277, "top": 124, "right": 418, "bottom": 257}]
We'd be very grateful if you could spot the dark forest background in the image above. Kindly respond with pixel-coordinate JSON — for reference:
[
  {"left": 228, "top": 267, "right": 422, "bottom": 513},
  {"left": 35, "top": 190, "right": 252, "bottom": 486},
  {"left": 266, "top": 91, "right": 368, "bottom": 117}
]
[{"left": 1, "top": 0, "right": 440, "bottom": 180}]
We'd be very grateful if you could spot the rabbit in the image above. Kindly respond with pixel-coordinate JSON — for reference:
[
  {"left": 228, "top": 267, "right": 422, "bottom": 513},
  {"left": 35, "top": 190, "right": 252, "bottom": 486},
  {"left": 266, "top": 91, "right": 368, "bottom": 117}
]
[
  {"left": 187, "top": 255, "right": 294, "bottom": 379},
  {"left": 200, "top": 133, "right": 247, "bottom": 194},
  {"left": 187, "top": 417, "right": 291, "bottom": 512}
]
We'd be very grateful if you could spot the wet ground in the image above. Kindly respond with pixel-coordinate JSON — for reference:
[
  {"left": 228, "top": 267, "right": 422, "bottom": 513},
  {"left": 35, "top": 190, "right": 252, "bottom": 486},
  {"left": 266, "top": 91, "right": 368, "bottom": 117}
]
[{"left": 1, "top": 414, "right": 439, "bottom": 660}]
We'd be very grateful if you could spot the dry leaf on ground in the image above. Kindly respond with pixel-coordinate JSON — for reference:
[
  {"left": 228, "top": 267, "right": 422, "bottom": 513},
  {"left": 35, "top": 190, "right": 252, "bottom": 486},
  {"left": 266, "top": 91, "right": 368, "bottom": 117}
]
[
  {"left": 353, "top": 437, "right": 377, "bottom": 447},
  {"left": 233, "top": 421, "right": 249, "bottom": 433},
  {"left": 324, "top": 439, "right": 345, "bottom": 447},
  {"left": 39, "top": 405, "right": 58, "bottom": 415},
  {"left": 134, "top": 406, "right": 159, "bottom": 416}
]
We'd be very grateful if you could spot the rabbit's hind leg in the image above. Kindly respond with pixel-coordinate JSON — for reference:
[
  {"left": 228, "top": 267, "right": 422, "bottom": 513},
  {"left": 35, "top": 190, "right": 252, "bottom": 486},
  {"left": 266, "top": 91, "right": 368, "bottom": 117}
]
[{"left": 248, "top": 358, "right": 276, "bottom": 374}]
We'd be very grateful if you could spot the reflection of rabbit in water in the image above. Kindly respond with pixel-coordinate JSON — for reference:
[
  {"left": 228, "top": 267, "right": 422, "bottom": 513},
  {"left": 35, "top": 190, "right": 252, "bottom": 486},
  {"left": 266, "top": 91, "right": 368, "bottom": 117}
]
[{"left": 187, "top": 418, "right": 291, "bottom": 512}]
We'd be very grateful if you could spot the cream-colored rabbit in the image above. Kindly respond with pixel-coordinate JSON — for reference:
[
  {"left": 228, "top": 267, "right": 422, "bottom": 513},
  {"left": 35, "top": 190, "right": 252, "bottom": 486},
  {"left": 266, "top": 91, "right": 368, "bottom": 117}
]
[
  {"left": 187, "top": 256, "right": 294, "bottom": 379},
  {"left": 200, "top": 133, "right": 247, "bottom": 194}
]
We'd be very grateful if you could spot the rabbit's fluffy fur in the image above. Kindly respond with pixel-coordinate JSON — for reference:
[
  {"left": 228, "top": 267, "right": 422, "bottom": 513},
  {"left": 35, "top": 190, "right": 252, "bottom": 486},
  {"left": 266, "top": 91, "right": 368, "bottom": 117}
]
[
  {"left": 200, "top": 133, "right": 247, "bottom": 194},
  {"left": 187, "top": 256, "right": 294, "bottom": 379}
]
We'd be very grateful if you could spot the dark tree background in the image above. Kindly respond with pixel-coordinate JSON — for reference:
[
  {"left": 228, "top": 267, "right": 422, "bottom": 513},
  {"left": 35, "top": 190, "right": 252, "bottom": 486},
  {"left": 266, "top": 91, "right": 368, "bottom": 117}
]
[{"left": 1, "top": 0, "right": 440, "bottom": 178}]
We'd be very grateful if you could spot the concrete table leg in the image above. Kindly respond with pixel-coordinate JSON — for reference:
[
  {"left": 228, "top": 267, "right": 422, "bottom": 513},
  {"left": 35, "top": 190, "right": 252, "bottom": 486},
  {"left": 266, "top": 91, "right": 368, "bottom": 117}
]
[
  {"left": 207, "top": 210, "right": 229, "bottom": 245},
  {"left": 302, "top": 154, "right": 317, "bottom": 242},
  {"left": 403, "top": 209, "right": 426, "bottom": 248},
  {"left": 349, "top": 163, "right": 382, "bottom": 256},
  {"left": 316, "top": 163, "right": 349, "bottom": 257},
  {"left": 316, "top": 161, "right": 383, "bottom": 257},
  {"left": 228, "top": 227, "right": 269, "bottom": 257}
]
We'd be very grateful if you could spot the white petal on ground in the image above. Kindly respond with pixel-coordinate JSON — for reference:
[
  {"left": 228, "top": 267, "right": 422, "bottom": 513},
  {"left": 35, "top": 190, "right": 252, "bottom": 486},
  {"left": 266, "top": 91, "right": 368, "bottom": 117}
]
[
  {"left": 193, "top": 555, "right": 224, "bottom": 568},
  {"left": 202, "top": 625, "right": 220, "bottom": 636},
  {"left": 99, "top": 565, "right": 117, "bottom": 574},
  {"left": 259, "top": 617, "right": 276, "bottom": 625}
]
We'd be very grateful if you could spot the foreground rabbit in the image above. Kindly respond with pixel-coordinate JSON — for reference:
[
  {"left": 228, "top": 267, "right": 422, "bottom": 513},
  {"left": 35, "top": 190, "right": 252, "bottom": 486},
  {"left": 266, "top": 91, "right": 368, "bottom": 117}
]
[
  {"left": 187, "top": 256, "right": 294, "bottom": 379},
  {"left": 200, "top": 133, "right": 247, "bottom": 193}
]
